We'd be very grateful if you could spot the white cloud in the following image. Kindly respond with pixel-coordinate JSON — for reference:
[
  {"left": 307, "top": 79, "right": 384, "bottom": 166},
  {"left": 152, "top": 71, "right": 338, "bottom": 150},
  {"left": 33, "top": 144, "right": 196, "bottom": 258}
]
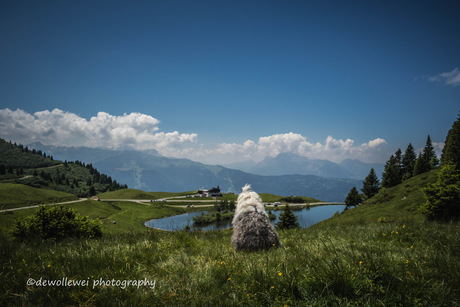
[
  {"left": 0, "top": 108, "right": 388, "bottom": 163},
  {"left": 186, "top": 132, "right": 387, "bottom": 164},
  {"left": 428, "top": 67, "right": 460, "bottom": 86},
  {"left": 0, "top": 108, "right": 197, "bottom": 152}
]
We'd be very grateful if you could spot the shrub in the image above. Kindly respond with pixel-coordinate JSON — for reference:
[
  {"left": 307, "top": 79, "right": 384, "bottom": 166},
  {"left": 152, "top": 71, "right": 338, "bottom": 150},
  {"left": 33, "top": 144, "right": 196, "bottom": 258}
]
[
  {"left": 419, "top": 163, "right": 460, "bottom": 220},
  {"left": 276, "top": 204, "right": 300, "bottom": 229},
  {"left": 12, "top": 205, "right": 102, "bottom": 241}
]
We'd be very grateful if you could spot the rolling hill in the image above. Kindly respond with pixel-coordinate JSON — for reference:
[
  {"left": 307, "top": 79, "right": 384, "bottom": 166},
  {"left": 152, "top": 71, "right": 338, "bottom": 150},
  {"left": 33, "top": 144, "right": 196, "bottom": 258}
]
[{"left": 0, "top": 138, "right": 127, "bottom": 199}]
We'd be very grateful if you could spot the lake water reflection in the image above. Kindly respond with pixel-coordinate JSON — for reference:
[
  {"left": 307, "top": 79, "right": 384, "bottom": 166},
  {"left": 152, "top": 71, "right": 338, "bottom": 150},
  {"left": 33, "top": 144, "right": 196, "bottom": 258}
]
[{"left": 144, "top": 204, "right": 346, "bottom": 231}]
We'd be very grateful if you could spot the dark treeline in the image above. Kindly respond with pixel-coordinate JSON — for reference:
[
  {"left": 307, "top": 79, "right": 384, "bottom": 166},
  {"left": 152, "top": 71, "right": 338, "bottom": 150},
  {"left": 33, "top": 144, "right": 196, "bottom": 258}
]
[
  {"left": 0, "top": 138, "right": 59, "bottom": 170},
  {"left": 0, "top": 138, "right": 127, "bottom": 197}
]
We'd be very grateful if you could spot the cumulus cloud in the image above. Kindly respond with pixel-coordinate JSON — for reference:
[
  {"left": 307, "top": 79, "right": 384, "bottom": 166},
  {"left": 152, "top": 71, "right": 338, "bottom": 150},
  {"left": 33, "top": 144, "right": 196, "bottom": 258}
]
[
  {"left": 0, "top": 108, "right": 388, "bottom": 163},
  {"left": 0, "top": 108, "right": 197, "bottom": 152},
  {"left": 427, "top": 67, "right": 460, "bottom": 86},
  {"left": 188, "top": 132, "right": 387, "bottom": 164}
]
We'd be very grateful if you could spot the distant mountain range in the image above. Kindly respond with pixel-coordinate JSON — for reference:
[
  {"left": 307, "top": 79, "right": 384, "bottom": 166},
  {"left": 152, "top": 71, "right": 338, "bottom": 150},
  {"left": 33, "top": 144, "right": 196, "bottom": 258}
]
[
  {"left": 29, "top": 143, "right": 369, "bottom": 202},
  {"left": 224, "top": 152, "right": 384, "bottom": 179}
]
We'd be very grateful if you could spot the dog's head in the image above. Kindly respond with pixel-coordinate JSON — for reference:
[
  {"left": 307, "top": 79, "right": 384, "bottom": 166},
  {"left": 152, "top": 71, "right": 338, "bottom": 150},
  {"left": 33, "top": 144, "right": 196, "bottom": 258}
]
[{"left": 233, "top": 184, "right": 267, "bottom": 224}]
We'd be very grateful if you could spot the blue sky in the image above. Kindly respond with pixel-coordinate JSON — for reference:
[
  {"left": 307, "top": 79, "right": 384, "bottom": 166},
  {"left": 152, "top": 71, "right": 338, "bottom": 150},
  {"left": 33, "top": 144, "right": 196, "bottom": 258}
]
[{"left": 0, "top": 0, "right": 459, "bottom": 164}]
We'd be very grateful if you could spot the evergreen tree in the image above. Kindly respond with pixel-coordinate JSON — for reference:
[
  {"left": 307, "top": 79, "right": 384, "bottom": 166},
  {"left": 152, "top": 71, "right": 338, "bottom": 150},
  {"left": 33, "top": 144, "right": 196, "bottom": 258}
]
[
  {"left": 422, "top": 135, "right": 436, "bottom": 172},
  {"left": 402, "top": 143, "right": 417, "bottom": 180},
  {"left": 430, "top": 156, "right": 440, "bottom": 169},
  {"left": 89, "top": 185, "right": 97, "bottom": 197},
  {"left": 381, "top": 154, "right": 402, "bottom": 188},
  {"left": 0, "top": 164, "right": 5, "bottom": 175},
  {"left": 441, "top": 113, "right": 460, "bottom": 170},
  {"left": 361, "top": 168, "right": 380, "bottom": 199},
  {"left": 394, "top": 148, "right": 403, "bottom": 183},
  {"left": 413, "top": 152, "right": 424, "bottom": 176},
  {"left": 345, "top": 187, "right": 362, "bottom": 207},
  {"left": 419, "top": 162, "right": 460, "bottom": 220},
  {"left": 276, "top": 204, "right": 300, "bottom": 229}
]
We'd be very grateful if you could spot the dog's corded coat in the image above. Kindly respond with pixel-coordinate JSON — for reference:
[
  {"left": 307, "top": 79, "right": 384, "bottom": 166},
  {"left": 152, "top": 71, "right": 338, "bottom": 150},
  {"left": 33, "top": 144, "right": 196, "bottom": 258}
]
[{"left": 231, "top": 184, "right": 281, "bottom": 251}]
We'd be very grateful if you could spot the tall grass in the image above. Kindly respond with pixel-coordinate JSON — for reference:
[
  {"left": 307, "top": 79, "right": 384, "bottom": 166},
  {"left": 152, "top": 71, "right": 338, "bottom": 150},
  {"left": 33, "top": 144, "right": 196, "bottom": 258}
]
[{"left": 1, "top": 219, "right": 459, "bottom": 306}]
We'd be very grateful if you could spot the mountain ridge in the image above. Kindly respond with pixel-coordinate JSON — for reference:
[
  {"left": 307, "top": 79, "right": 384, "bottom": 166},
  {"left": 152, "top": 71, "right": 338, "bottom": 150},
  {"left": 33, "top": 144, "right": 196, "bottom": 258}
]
[
  {"left": 29, "top": 143, "right": 363, "bottom": 202},
  {"left": 224, "top": 152, "right": 384, "bottom": 179}
]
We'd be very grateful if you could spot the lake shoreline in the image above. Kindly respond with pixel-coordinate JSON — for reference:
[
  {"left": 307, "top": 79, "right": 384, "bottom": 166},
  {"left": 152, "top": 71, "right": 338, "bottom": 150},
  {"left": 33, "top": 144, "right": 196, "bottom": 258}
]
[{"left": 144, "top": 203, "right": 346, "bottom": 231}]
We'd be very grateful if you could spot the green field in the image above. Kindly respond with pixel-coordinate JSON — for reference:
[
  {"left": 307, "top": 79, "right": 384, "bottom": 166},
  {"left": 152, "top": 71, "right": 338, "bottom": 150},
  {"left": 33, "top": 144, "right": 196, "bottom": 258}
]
[
  {"left": 98, "top": 189, "right": 196, "bottom": 200},
  {"left": 1, "top": 169, "right": 459, "bottom": 306},
  {"left": 0, "top": 183, "right": 77, "bottom": 210},
  {"left": 0, "top": 200, "right": 192, "bottom": 236}
]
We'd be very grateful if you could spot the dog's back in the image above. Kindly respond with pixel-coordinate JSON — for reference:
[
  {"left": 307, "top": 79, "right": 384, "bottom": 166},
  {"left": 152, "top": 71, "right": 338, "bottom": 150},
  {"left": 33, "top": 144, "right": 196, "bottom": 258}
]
[{"left": 231, "top": 184, "right": 280, "bottom": 251}]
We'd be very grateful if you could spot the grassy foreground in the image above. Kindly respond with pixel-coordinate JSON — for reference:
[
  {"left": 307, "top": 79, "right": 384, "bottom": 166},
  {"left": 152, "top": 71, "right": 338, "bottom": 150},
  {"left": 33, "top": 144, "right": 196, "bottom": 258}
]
[
  {"left": 1, "top": 221, "right": 459, "bottom": 306},
  {"left": 0, "top": 170, "right": 459, "bottom": 306}
]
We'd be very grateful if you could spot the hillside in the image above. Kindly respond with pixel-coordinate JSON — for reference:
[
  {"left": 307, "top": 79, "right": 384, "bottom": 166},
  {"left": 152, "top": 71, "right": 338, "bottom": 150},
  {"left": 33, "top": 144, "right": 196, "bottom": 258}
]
[
  {"left": 322, "top": 169, "right": 439, "bottom": 226},
  {"left": 0, "top": 183, "right": 77, "bottom": 210},
  {"left": 98, "top": 189, "right": 195, "bottom": 200},
  {"left": 0, "top": 139, "right": 59, "bottom": 170},
  {"left": 0, "top": 138, "right": 127, "bottom": 198}
]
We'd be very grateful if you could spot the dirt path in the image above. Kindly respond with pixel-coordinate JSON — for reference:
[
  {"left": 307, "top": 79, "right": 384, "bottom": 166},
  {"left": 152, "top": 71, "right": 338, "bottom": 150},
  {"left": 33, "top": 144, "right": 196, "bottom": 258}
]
[{"left": 0, "top": 198, "right": 88, "bottom": 213}]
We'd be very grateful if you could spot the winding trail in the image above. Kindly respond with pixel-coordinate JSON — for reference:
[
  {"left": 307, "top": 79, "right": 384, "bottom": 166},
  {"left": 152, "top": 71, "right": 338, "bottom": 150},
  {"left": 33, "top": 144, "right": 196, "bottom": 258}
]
[
  {"left": 0, "top": 196, "right": 344, "bottom": 213},
  {"left": 0, "top": 198, "right": 88, "bottom": 213}
]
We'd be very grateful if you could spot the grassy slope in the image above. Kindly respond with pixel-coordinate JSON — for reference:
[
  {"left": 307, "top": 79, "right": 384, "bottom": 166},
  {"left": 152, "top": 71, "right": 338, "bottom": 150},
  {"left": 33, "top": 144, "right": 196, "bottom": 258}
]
[
  {"left": 1, "top": 169, "right": 459, "bottom": 306},
  {"left": 0, "top": 200, "right": 189, "bottom": 236},
  {"left": 0, "top": 138, "right": 127, "bottom": 197},
  {"left": 320, "top": 169, "right": 438, "bottom": 227},
  {"left": 98, "top": 189, "right": 196, "bottom": 200},
  {"left": 0, "top": 183, "right": 77, "bottom": 209}
]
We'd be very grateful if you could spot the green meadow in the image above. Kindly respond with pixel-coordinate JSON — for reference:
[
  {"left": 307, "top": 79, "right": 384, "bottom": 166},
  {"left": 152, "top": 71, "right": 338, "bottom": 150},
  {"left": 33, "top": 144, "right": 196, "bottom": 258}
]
[
  {"left": 1, "top": 170, "right": 459, "bottom": 306},
  {"left": 98, "top": 189, "right": 196, "bottom": 200},
  {"left": 0, "top": 183, "right": 77, "bottom": 210}
]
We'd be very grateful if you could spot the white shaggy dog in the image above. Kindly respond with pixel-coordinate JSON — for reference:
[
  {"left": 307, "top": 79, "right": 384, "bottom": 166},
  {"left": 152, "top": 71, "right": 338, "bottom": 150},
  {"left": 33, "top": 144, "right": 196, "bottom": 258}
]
[{"left": 231, "top": 184, "right": 281, "bottom": 251}]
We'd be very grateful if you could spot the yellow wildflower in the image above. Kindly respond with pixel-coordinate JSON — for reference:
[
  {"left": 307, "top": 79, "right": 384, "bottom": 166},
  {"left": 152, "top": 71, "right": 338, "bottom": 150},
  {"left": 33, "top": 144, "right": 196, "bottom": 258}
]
[
  {"left": 278, "top": 272, "right": 283, "bottom": 276},
  {"left": 410, "top": 245, "right": 414, "bottom": 249}
]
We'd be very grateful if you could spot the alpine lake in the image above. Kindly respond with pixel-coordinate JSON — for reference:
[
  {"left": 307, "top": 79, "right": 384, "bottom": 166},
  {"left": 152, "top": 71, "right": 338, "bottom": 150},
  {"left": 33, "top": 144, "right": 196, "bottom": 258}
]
[{"left": 145, "top": 204, "right": 346, "bottom": 231}]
